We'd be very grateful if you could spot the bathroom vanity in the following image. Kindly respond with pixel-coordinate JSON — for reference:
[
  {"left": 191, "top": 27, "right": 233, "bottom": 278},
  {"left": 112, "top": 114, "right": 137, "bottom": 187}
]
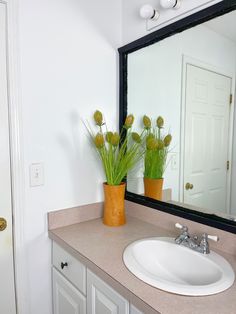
[
  {"left": 48, "top": 201, "right": 236, "bottom": 314},
  {"left": 52, "top": 241, "right": 142, "bottom": 314}
]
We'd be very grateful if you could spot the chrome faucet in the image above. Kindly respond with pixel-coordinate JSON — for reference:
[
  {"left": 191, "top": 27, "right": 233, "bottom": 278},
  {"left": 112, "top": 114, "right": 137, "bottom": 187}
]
[{"left": 174, "top": 223, "right": 219, "bottom": 254}]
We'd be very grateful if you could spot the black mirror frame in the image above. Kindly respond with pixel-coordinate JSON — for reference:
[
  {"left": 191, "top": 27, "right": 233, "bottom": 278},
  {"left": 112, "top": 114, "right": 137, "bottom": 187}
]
[{"left": 118, "top": 0, "right": 236, "bottom": 234}]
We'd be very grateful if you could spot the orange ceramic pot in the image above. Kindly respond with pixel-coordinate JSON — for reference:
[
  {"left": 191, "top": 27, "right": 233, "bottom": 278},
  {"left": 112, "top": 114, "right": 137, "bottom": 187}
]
[
  {"left": 143, "top": 178, "right": 163, "bottom": 200},
  {"left": 103, "top": 182, "right": 126, "bottom": 227}
]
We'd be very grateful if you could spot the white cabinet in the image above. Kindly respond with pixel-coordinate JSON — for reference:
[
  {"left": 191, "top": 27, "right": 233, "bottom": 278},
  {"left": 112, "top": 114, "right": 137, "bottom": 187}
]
[
  {"left": 53, "top": 242, "right": 86, "bottom": 294},
  {"left": 130, "top": 304, "right": 144, "bottom": 314},
  {"left": 52, "top": 242, "right": 86, "bottom": 314},
  {"left": 53, "top": 268, "right": 86, "bottom": 314},
  {"left": 87, "top": 269, "right": 129, "bottom": 314},
  {"left": 52, "top": 241, "right": 144, "bottom": 314}
]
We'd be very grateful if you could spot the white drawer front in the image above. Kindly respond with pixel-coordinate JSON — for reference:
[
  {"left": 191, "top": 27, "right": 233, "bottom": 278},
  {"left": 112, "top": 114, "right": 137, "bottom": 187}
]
[
  {"left": 53, "top": 268, "right": 86, "bottom": 314},
  {"left": 87, "top": 269, "right": 129, "bottom": 314},
  {"left": 53, "top": 242, "right": 86, "bottom": 295}
]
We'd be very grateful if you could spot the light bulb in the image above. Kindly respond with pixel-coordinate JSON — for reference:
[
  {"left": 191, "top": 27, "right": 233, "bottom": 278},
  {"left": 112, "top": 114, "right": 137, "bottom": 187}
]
[
  {"left": 139, "top": 4, "right": 159, "bottom": 20},
  {"left": 160, "top": 0, "right": 181, "bottom": 9}
]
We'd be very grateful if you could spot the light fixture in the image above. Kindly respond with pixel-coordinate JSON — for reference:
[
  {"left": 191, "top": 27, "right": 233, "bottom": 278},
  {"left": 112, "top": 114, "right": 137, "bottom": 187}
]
[
  {"left": 139, "top": 4, "right": 160, "bottom": 20},
  {"left": 160, "top": 0, "right": 181, "bottom": 9}
]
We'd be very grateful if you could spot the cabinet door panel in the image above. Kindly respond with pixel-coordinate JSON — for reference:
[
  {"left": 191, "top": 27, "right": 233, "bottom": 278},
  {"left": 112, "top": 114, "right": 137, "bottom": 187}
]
[
  {"left": 130, "top": 304, "right": 144, "bottom": 314},
  {"left": 87, "top": 269, "right": 129, "bottom": 314},
  {"left": 53, "top": 268, "right": 86, "bottom": 314}
]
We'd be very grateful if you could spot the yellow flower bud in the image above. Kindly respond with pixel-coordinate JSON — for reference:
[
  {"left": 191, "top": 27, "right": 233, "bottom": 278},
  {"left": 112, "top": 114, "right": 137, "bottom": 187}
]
[
  {"left": 146, "top": 138, "right": 158, "bottom": 150},
  {"left": 143, "top": 115, "right": 151, "bottom": 129},
  {"left": 124, "top": 114, "right": 134, "bottom": 129},
  {"left": 94, "top": 133, "right": 104, "bottom": 149},
  {"left": 164, "top": 134, "right": 172, "bottom": 147},
  {"left": 132, "top": 132, "right": 141, "bottom": 143},
  {"left": 156, "top": 116, "right": 164, "bottom": 128},
  {"left": 93, "top": 110, "right": 103, "bottom": 126},
  {"left": 111, "top": 132, "right": 120, "bottom": 146},
  {"left": 157, "top": 140, "right": 164, "bottom": 149},
  {"left": 146, "top": 133, "right": 154, "bottom": 142},
  {"left": 106, "top": 131, "right": 113, "bottom": 143}
]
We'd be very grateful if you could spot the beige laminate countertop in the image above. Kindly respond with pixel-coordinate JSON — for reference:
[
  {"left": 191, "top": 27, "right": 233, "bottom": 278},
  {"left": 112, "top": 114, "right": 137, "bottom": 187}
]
[{"left": 49, "top": 216, "right": 236, "bottom": 314}]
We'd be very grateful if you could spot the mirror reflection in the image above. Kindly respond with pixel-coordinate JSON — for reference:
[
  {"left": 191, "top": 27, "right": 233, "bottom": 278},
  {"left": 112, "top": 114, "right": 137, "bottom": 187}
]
[{"left": 127, "top": 10, "right": 236, "bottom": 220}]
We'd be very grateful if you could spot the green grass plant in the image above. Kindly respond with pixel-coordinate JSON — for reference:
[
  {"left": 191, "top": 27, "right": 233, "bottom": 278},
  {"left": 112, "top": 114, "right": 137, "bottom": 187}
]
[
  {"left": 86, "top": 111, "right": 144, "bottom": 186},
  {"left": 143, "top": 115, "right": 172, "bottom": 179}
]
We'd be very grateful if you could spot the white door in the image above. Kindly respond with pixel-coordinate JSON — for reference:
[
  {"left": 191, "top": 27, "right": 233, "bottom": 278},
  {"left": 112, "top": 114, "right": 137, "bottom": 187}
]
[
  {"left": 183, "top": 64, "right": 231, "bottom": 213},
  {"left": 0, "top": 2, "right": 16, "bottom": 313}
]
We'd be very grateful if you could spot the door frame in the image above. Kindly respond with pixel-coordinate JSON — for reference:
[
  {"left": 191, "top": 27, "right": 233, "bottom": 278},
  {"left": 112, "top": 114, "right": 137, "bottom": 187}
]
[
  {"left": 180, "top": 55, "right": 235, "bottom": 214},
  {"left": 2, "top": 1, "right": 29, "bottom": 314}
]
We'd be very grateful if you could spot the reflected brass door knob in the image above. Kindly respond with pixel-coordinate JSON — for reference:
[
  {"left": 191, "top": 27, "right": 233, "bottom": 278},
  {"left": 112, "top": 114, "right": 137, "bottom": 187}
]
[
  {"left": 185, "top": 182, "right": 190, "bottom": 190},
  {"left": 185, "top": 183, "right": 194, "bottom": 190},
  {"left": 0, "top": 217, "right": 7, "bottom": 231}
]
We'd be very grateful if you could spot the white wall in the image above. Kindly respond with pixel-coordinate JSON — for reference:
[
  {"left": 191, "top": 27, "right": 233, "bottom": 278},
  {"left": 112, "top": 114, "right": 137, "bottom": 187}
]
[
  {"left": 122, "top": 0, "right": 222, "bottom": 44},
  {"left": 127, "top": 24, "right": 236, "bottom": 203},
  {"left": 18, "top": 0, "right": 121, "bottom": 313},
  {"left": 15, "top": 0, "right": 235, "bottom": 313}
]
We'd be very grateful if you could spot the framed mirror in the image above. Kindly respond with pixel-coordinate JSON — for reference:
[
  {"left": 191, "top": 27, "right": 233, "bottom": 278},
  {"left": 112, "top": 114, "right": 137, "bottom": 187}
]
[{"left": 119, "top": 0, "right": 236, "bottom": 233}]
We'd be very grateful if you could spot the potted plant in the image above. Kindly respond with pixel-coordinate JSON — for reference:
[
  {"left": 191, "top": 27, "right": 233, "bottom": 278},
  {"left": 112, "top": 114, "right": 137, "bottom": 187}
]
[
  {"left": 87, "top": 110, "right": 143, "bottom": 226},
  {"left": 142, "top": 115, "right": 172, "bottom": 200}
]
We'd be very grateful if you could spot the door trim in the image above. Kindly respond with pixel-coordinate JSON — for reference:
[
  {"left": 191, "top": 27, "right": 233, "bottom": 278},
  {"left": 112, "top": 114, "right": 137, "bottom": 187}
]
[
  {"left": 2, "top": 1, "right": 30, "bottom": 314},
  {"left": 180, "top": 55, "right": 235, "bottom": 214}
]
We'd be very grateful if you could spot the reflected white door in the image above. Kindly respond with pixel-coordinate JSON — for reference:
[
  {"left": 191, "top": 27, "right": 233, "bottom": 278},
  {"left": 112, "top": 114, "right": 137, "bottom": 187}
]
[
  {"left": 184, "top": 64, "right": 231, "bottom": 213},
  {"left": 0, "top": 2, "right": 16, "bottom": 313}
]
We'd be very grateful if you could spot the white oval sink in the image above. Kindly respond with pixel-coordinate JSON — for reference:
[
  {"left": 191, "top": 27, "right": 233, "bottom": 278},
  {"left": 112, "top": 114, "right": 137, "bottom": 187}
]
[{"left": 123, "top": 237, "right": 235, "bottom": 296}]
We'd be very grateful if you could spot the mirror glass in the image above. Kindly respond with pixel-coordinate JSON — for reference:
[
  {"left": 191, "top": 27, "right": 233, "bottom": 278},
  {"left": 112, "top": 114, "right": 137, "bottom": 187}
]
[{"left": 127, "top": 10, "right": 236, "bottom": 221}]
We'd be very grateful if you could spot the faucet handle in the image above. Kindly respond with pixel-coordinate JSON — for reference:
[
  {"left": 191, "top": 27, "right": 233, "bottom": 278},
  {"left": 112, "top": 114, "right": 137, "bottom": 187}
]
[
  {"left": 175, "top": 222, "right": 188, "bottom": 232},
  {"left": 205, "top": 234, "right": 219, "bottom": 242},
  {"left": 200, "top": 233, "right": 219, "bottom": 254}
]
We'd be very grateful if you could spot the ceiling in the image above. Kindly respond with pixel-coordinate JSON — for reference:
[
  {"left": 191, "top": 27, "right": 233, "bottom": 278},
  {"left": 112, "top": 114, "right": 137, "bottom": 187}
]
[{"left": 204, "top": 10, "right": 236, "bottom": 43}]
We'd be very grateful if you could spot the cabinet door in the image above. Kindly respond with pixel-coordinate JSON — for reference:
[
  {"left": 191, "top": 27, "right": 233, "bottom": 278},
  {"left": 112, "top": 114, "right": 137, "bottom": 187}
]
[
  {"left": 53, "top": 268, "right": 86, "bottom": 314},
  {"left": 87, "top": 269, "right": 129, "bottom": 314},
  {"left": 130, "top": 304, "right": 144, "bottom": 314}
]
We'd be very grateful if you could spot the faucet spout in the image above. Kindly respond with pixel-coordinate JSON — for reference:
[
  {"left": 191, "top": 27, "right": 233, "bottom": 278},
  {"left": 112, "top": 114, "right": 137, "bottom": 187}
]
[{"left": 175, "top": 231, "right": 189, "bottom": 244}]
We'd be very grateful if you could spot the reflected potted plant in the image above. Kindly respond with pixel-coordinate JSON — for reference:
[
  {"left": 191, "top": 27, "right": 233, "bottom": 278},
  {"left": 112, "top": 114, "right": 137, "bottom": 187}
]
[
  {"left": 86, "top": 110, "right": 143, "bottom": 226},
  {"left": 142, "top": 115, "right": 172, "bottom": 200}
]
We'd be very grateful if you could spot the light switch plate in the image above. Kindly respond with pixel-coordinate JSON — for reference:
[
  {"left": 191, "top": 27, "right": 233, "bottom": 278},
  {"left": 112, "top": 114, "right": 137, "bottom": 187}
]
[
  {"left": 30, "top": 163, "right": 44, "bottom": 187},
  {"left": 171, "top": 153, "right": 178, "bottom": 170}
]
